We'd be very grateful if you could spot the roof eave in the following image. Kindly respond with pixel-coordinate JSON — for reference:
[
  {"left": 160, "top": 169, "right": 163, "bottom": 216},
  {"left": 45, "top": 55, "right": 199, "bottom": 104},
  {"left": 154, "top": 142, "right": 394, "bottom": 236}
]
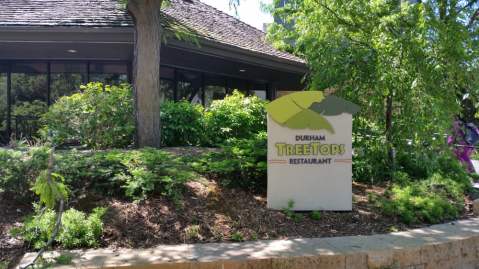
[
  {"left": 167, "top": 37, "right": 308, "bottom": 74},
  {"left": 0, "top": 25, "right": 308, "bottom": 74}
]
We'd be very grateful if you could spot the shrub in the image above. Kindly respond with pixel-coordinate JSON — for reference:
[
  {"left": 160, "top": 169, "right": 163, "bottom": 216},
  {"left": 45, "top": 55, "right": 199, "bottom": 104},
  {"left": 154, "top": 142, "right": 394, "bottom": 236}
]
[
  {"left": 0, "top": 146, "right": 49, "bottom": 199},
  {"left": 55, "top": 149, "right": 195, "bottom": 201},
  {"left": 160, "top": 101, "right": 206, "bottom": 146},
  {"left": 193, "top": 132, "right": 267, "bottom": 192},
  {"left": 13, "top": 205, "right": 106, "bottom": 249},
  {"left": 204, "top": 91, "right": 267, "bottom": 145},
  {"left": 42, "top": 82, "right": 135, "bottom": 149},
  {"left": 352, "top": 117, "right": 390, "bottom": 183},
  {"left": 376, "top": 173, "right": 465, "bottom": 224},
  {"left": 112, "top": 149, "right": 195, "bottom": 201},
  {"left": 1, "top": 148, "right": 196, "bottom": 202}
]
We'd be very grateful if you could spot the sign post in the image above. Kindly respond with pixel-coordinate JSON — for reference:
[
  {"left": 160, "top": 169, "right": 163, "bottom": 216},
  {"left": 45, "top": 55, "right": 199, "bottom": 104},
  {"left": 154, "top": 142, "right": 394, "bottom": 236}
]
[{"left": 266, "top": 91, "right": 359, "bottom": 211}]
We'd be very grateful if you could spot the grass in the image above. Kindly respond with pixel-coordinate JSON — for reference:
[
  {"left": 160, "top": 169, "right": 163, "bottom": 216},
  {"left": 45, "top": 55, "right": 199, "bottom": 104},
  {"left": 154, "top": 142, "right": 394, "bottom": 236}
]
[
  {"left": 55, "top": 254, "right": 74, "bottom": 265},
  {"left": 230, "top": 231, "right": 244, "bottom": 242},
  {"left": 310, "top": 211, "right": 321, "bottom": 220}
]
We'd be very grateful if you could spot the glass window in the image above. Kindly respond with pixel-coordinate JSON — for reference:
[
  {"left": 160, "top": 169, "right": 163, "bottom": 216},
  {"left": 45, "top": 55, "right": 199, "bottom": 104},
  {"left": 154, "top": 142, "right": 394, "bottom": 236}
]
[
  {"left": 177, "top": 70, "right": 202, "bottom": 105},
  {"left": 50, "top": 62, "right": 88, "bottom": 101},
  {"left": 11, "top": 62, "right": 48, "bottom": 139},
  {"left": 227, "top": 78, "right": 250, "bottom": 95},
  {"left": 0, "top": 65, "right": 7, "bottom": 143},
  {"left": 252, "top": 83, "right": 268, "bottom": 100},
  {"left": 160, "top": 66, "right": 175, "bottom": 80},
  {"left": 160, "top": 79, "right": 175, "bottom": 101},
  {"left": 253, "top": 90, "right": 267, "bottom": 100},
  {"left": 89, "top": 62, "right": 128, "bottom": 85},
  {"left": 204, "top": 75, "right": 227, "bottom": 106}
]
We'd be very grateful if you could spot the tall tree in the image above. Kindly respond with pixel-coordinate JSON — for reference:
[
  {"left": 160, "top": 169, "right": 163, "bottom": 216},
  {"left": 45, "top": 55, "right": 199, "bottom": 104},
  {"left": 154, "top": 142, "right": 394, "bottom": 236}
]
[
  {"left": 127, "top": 0, "right": 163, "bottom": 148},
  {"left": 123, "top": 0, "right": 240, "bottom": 148},
  {"left": 268, "top": 0, "right": 479, "bottom": 168}
]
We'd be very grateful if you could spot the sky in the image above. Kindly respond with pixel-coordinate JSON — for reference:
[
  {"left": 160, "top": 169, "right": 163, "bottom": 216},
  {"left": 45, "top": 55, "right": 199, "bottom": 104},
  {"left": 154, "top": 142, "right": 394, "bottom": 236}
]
[{"left": 199, "top": 0, "right": 273, "bottom": 31}]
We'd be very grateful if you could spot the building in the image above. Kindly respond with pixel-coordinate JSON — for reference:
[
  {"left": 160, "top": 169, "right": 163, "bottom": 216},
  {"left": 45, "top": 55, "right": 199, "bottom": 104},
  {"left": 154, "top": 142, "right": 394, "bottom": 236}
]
[{"left": 0, "top": 0, "right": 307, "bottom": 143}]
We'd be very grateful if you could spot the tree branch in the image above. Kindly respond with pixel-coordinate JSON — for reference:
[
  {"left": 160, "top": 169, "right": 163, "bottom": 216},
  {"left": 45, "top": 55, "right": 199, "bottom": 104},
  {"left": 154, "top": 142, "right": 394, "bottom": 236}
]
[
  {"left": 458, "top": 0, "right": 479, "bottom": 14},
  {"left": 312, "top": 0, "right": 358, "bottom": 29},
  {"left": 468, "top": 7, "right": 479, "bottom": 27}
]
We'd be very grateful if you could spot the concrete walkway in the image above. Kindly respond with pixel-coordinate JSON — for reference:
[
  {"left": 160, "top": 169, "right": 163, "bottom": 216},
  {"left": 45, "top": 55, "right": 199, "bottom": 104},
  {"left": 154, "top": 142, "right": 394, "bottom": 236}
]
[{"left": 18, "top": 217, "right": 479, "bottom": 269}]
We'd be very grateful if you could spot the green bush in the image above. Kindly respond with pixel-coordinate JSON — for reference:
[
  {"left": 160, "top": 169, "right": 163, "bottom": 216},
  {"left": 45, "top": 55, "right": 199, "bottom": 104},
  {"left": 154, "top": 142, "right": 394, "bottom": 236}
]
[
  {"left": 0, "top": 148, "right": 195, "bottom": 202},
  {"left": 13, "top": 205, "right": 106, "bottom": 249},
  {"left": 0, "top": 146, "right": 49, "bottom": 199},
  {"left": 42, "top": 82, "right": 135, "bottom": 149},
  {"left": 193, "top": 132, "right": 267, "bottom": 192},
  {"left": 204, "top": 91, "right": 267, "bottom": 145},
  {"left": 56, "top": 149, "right": 195, "bottom": 201},
  {"left": 111, "top": 149, "right": 195, "bottom": 201},
  {"left": 352, "top": 117, "right": 390, "bottom": 183},
  {"left": 160, "top": 101, "right": 206, "bottom": 146},
  {"left": 376, "top": 173, "right": 465, "bottom": 224}
]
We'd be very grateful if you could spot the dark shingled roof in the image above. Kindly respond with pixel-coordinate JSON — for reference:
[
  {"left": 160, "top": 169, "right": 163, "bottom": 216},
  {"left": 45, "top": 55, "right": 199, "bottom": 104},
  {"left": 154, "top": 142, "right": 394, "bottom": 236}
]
[{"left": 0, "top": 0, "right": 305, "bottom": 64}]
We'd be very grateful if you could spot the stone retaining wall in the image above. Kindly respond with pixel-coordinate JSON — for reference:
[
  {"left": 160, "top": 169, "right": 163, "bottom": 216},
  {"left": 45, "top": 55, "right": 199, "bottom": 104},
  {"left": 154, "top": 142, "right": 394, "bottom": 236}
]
[{"left": 19, "top": 218, "right": 479, "bottom": 269}]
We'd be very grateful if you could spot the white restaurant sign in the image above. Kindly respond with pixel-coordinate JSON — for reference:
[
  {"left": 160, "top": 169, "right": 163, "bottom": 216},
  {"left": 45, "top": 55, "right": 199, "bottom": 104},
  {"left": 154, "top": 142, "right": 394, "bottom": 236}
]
[{"left": 266, "top": 91, "right": 359, "bottom": 211}]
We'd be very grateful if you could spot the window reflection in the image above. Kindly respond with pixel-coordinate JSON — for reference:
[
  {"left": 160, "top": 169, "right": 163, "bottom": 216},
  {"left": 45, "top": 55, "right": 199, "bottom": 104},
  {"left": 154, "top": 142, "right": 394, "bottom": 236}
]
[
  {"left": 11, "top": 63, "right": 48, "bottom": 139},
  {"left": 50, "top": 62, "right": 87, "bottom": 101},
  {"left": 177, "top": 70, "right": 202, "bottom": 105},
  {"left": 0, "top": 61, "right": 271, "bottom": 143},
  {"left": 204, "top": 75, "right": 226, "bottom": 107},
  {"left": 160, "top": 79, "right": 175, "bottom": 101},
  {"left": 89, "top": 62, "right": 128, "bottom": 85},
  {"left": 0, "top": 65, "right": 7, "bottom": 143}
]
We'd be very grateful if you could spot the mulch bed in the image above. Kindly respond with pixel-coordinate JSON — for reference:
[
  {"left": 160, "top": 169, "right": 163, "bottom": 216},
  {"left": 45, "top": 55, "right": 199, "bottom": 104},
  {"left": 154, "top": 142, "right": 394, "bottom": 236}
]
[
  {"left": 1, "top": 177, "right": 474, "bottom": 268},
  {"left": 82, "top": 180, "right": 474, "bottom": 248},
  {"left": 0, "top": 195, "right": 31, "bottom": 269}
]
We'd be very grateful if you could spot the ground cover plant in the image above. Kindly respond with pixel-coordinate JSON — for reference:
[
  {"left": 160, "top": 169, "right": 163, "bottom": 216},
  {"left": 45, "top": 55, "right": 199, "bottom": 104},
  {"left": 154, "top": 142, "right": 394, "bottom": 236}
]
[
  {"left": 0, "top": 147, "right": 196, "bottom": 203},
  {"left": 12, "top": 206, "right": 106, "bottom": 249},
  {"left": 192, "top": 131, "right": 267, "bottom": 192}
]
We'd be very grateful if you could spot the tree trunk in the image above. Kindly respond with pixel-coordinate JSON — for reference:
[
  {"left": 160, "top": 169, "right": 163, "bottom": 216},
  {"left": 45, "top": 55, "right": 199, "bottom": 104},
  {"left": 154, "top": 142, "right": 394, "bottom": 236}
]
[{"left": 128, "top": 0, "right": 163, "bottom": 148}]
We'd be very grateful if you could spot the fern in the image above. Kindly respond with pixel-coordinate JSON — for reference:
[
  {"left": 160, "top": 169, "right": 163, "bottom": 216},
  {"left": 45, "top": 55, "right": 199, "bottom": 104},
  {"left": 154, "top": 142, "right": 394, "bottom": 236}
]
[{"left": 31, "top": 171, "right": 69, "bottom": 209}]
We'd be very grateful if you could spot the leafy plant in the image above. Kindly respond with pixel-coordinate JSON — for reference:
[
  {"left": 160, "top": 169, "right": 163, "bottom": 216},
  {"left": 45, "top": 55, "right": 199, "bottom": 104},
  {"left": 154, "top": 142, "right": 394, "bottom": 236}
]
[
  {"left": 114, "top": 149, "right": 196, "bottom": 201},
  {"left": 31, "top": 171, "right": 69, "bottom": 209},
  {"left": 230, "top": 231, "right": 244, "bottom": 242},
  {"left": 0, "top": 146, "right": 49, "bottom": 199},
  {"left": 204, "top": 90, "right": 267, "bottom": 145},
  {"left": 377, "top": 173, "right": 465, "bottom": 224},
  {"left": 55, "top": 254, "right": 74, "bottom": 265},
  {"left": 310, "top": 211, "right": 321, "bottom": 221},
  {"left": 13, "top": 206, "right": 107, "bottom": 249},
  {"left": 42, "top": 82, "right": 135, "bottom": 149},
  {"left": 192, "top": 132, "right": 267, "bottom": 192},
  {"left": 160, "top": 100, "right": 206, "bottom": 146},
  {"left": 1, "top": 148, "right": 196, "bottom": 203},
  {"left": 184, "top": 225, "right": 201, "bottom": 240},
  {"left": 352, "top": 117, "right": 390, "bottom": 183},
  {"left": 281, "top": 200, "right": 303, "bottom": 222}
]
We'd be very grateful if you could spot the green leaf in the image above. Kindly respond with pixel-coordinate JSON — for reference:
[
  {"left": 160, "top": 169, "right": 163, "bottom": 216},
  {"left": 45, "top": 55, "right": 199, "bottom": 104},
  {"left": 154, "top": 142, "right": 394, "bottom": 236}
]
[
  {"left": 266, "top": 91, "right": 325, "bottom": 124},
  {"left": 266, "top": 91, "right": 333, "bottom": 132},
  {"left": 309, "top": 95, "right": 360, "bottom": 116},
  {"left": 283, "top": 108, "right": 334, "bottom": 133}
]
